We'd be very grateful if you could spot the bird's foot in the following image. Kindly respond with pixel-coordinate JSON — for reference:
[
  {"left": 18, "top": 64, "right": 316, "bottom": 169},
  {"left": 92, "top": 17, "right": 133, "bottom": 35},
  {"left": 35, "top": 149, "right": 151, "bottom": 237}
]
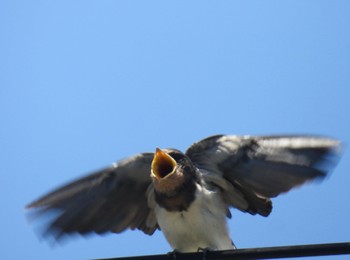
[
  {"left": 197, "top": 247, "right": 210, "bottom": 260},
  {"left": 167, "top": 249, "right": 180, "bottom": 260}
]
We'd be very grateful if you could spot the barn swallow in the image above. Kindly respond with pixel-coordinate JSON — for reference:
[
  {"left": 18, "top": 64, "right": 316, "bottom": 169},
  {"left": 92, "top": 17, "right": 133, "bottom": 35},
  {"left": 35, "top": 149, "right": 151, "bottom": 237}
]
[{"left": 26, "top": 135, "right": 341, "bottom": 252}]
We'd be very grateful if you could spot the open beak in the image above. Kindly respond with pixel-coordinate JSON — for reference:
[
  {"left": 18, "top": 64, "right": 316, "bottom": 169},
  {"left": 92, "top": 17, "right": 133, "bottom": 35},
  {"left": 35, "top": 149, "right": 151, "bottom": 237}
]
[{"left": 151, "top": 148, "right": 177, "bottom": 179}]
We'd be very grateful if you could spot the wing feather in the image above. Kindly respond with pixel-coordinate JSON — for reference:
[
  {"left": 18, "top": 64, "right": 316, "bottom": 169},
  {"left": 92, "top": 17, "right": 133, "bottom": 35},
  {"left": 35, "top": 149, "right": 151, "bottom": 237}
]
[
  {"left": 186, "top": 135, "right": 341, "bottom": 216},
  {"left": 26, "top": 153, "right": 158, "bottom": 239}
]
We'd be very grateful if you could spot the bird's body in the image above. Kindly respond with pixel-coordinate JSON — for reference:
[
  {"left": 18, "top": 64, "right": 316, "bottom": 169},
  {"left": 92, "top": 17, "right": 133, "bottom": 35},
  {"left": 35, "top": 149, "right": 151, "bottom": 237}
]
[
  {"left": 26, "top": 134, "right": 341, "bottom": 253},
  {"left": 155, "top": 182, "right": 234, "bottom": 252}
]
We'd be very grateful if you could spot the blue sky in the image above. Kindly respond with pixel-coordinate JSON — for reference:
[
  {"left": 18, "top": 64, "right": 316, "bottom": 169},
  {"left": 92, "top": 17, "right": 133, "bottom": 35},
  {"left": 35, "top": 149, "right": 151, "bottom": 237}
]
[{"left": 1, "top": 1, "right": 350, "bottom": 259}]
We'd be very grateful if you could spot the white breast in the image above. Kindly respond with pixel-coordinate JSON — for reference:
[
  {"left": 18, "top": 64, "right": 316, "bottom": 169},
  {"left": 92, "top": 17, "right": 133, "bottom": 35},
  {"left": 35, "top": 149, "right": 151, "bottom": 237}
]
[{"left": 154, "top": 184, "right": 234, "bottom": 252}]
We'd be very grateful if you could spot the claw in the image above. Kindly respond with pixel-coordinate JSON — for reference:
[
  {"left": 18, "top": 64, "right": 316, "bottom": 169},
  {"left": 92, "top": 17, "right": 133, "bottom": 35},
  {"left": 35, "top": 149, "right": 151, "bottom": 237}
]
[
  {"left": 197, "top": 247, "right": 210, "bottom": 260},
  {"left": 167, "top": 249, "right": 180, "bottom": 260}
]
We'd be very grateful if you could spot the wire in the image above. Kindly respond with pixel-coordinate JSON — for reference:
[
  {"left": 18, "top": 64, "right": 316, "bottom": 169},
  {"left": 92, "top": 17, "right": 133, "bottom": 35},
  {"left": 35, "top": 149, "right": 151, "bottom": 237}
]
[{"left": 96, "top": 242, "right": 350, "bottom": 260}]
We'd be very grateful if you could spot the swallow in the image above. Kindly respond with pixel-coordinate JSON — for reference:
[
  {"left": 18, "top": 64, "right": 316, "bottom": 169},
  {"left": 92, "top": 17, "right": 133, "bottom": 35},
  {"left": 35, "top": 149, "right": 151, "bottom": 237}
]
[{"left": 26, "top": 135, "right": 341, "bottom": 252}]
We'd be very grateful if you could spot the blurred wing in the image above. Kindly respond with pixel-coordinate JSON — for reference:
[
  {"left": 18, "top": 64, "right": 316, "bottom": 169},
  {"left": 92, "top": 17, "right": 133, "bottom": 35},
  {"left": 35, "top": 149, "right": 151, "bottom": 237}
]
[
  {"left": 26, "top": 153, "right": 158, "bottom": 239},
  {"left": 186, "top": 135, "right": 341, "bottom": 216}
]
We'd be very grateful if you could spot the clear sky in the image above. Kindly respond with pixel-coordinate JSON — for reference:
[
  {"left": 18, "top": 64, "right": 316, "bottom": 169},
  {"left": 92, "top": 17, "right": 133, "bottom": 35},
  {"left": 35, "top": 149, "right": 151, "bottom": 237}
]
[{"left": 1, "top": 1, "right": 349, "bottom": 259}]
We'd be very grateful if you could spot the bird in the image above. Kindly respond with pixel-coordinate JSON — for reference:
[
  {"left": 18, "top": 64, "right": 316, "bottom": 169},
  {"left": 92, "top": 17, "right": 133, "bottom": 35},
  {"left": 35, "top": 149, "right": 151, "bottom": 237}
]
[{"left": 26, "top": 134, "right": 341, "bottom": 253}]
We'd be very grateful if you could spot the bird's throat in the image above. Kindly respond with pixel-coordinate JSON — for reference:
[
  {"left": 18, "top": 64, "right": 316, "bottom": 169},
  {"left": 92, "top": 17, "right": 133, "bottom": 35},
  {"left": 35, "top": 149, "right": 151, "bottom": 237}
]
[{"left": 154, "top": 178, "right": 197, "bottom": 212}]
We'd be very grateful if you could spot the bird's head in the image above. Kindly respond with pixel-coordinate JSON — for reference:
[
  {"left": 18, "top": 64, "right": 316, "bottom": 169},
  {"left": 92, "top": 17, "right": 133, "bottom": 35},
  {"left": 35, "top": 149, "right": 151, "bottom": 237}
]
[{"left": 151, "top": 148, "right": 196, "bottom": 193}]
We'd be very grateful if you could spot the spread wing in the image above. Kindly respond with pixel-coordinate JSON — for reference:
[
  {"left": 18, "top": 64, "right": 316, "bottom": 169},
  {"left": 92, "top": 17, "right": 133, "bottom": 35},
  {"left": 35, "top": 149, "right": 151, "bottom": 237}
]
[
  {"left": 26, "top": 153, "right": 158, "bottom": 240},
  {"left": 186, "top": 135, "right": 341, "bottom": 217}
]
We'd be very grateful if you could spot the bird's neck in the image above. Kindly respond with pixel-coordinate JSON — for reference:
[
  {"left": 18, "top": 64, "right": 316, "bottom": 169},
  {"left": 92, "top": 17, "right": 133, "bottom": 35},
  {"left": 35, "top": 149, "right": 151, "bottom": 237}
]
[{"left": 154, "top": 175, "right": 198, "bottom": 212}]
